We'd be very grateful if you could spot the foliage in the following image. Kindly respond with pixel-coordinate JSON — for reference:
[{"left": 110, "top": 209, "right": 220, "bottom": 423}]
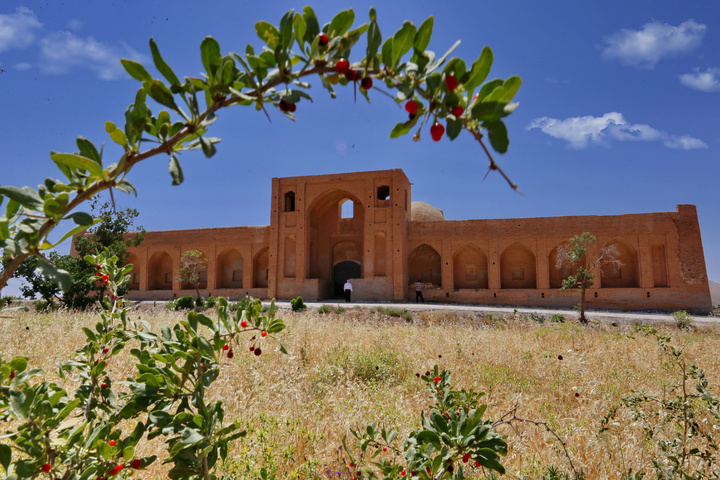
[
  {"left": 205, "top": 296, "right": 216, "bottom": 309},
  {"left": 0, "top": 252, "right": 288, "bottom": 480},
  {"left": 372, "top": 306, "right": 413, "bottom": 320},
  {"left": 8, "top": 201, "right": 143, "bottom": 310},
  {"left": 290, "top": 296, "right": 306, "bottom": 312},
  {"left": 0, "top": 6, "right": 521, "bottom": 293},
  {"left": 557, "top": 232, "right": 621, "bottom": 324},
  {"left": 318, "top": 304, "right": 346, "bottom": 314},
  {"left": 345, "top": 366, "right": 507, "bottom": 479},
  {"left": 672, "top": 310, "right": 694, "bottom": 329},
  {"left": 320, "top": 344, "right": 413, "bottom": 386},
  {"left": 174, "top": 295, "right": 196, "bottom": 310},
  {"left": 599, "top": 325, "right": 720, "bottom": 479},
  {"left": 550, "top": 313, "right": 565, "bottom": 323},
  {"left": 177, "top": 250, "right": 208, "bottom": 299}
]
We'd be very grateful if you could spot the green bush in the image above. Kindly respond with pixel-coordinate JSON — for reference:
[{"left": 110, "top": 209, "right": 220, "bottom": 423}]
[
  {"left": 290, "top": 296, "right": 306, "bottom": 312},
  {"left": 206, "top": 296, "right": 216, "bottom": 309},
  {"left": 174, "top": 295, "right": 195, "bottom": 310},
  {"left": 372, "top": 306, "right": 412, "bottom": 320},
  {"left": 195, "top": 296, "right": 206, "bottom": 310},
  {"left": 165, "top": 300, "right": 176, "bottom": 311},
  {"left": 317, "top": 304, "right": 331, "bottom": 314},
  {"left": 550, "top": 313, "right": 565, "bottom": 323},
  {"left": 672, "top": 310, "right": 693, "bottom": 329}
]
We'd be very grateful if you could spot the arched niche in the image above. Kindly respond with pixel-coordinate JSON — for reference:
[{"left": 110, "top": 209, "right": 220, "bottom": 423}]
[
  {"left": 253, "top": 247, "right": 269, "bottom": 288},
  {"left": 500, "top": 243, "right": 536, "bottom": 289},
  {"left": 600, "top": 240, "right": 638, "bottom": 288},
  {"left": 180, "top": 250, "right": 208, "bottom": 290},
  {"left": 408, "top": 244, "right": 441, "bottom": 286},
  {"left": 453, "top": 245, "right": 488, "bottom": 289},
  {"left": 216, "top": 248, "right": 243, "bottom": 289},
  {"left": 548, "top": 243, "right": 585, "bottom": 289},
  {"left": 148, "top": 251, "right": 173, "bottom": 290},
  {"left": 127, "top": 253, "right": 141, "bottom": 290}
]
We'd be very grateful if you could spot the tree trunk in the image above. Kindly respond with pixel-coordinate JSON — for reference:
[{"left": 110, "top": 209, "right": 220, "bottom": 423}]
[{"left": 579, "top": 287, "right": 587, "bottom": 324}]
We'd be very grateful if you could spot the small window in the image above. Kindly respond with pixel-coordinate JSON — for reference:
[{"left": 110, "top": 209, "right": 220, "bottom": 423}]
[
  {"left": 341, "top": 199, "right": 354, "bottom": 219},
  {"left": 377, "top": 185, "right": 390, "bottom": 200},
  {"left": 284, "top": 191, "right": 296, "bottom": 212}
]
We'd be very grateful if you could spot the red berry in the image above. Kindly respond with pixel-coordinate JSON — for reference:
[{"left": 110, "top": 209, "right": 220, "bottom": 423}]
[
  {"left": 115, "top": 464, "right": 124, "bottom": 472},
  {"left": 222, "top": 344, "right": 229, "bottom": 351},
  {"left": 108, "top": 440, "right": 116, "bottom": 446},
  {"left": 433, "top": 376, "right": 442, "bottom": 384},
  {"left": 445, "top": 74, "right": 458, "bottom": 90},
  {"left": 254, "top": 348, "right": 262, "bottom": 356},
  {"left": 401, "top": 471, "right": 406, "bottom": 476},
  {"left": 451, "top": 105, "right": 464, "bottom": 117},
  {"left": 430, "top": 122, "right": 445, "bottom": 142},
  {"left": 109, "top": 468, "right": 118, "bottom": 476},
  {"left": 475, "top": 461, "right": 481, "bottom": 467},
  {"left": 360, "top": 77, "right": 373, "bottom": 90},
  {"left": 240, "top": 320, "right": 248, "bottom": 328},
  {"left": 227, "top": 351, "right": 234, "bottom": 358},
  {"left": 96, "top": 264, "right": 101, "bottom": 270},
  {"left": 96, "top": 272, "right": 101, "bottom": 277},
  {"left": 383, "top": 448, "right": 387, "bottom": 452},
  {"left": 288, "top": 103, "right": 297, "bottom": 112},
  {"left": 41, "top": 464, "right": 52, "bottom": 472},
  {"left": 9, "top": 372, "right": 14, "bottom": 379},
  {"left": 103, "top": 348, "right": 110, "bottom": 354},
  {"left": 261, "top": 331, "right": 267, "bottom": 337},
  {"left": 318, "top": 33, "right": 329, "bottom": 46},
  {"left": 345, "top": 70, "right": 358, "bottom": 81},
  {"left": 404, "top": 100, "right": 418, "bottom": 114},
  {"left": 101, "top": 274, "right": 108, "bottom": 281},
  {"left": 250, "top": 346, "right": 255, "bottom": 352},
  {"left": 335, "top": 58, "right": 350, "bottom": 75},
  {"left": 131, "top": 459, "right": 142, "bottom": 469},
  {"left": 463, "top": 453, "right": 470, "bottom": 463},
  {"left": 427, "top": 467, "right": 431, "bottom": 474},
  {"left": 279, "top": 100, "right": 290, "bottom": 112},
  {"left": 101, "top": 383, "right": 108, "bottom": 389}
]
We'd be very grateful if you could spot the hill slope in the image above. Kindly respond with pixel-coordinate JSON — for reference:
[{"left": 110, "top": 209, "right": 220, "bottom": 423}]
[{"left": 710, "top": 280, "right": 720, "bottom": 307}]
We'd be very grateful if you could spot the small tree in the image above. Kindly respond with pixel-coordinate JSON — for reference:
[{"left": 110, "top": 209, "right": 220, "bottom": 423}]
[
  {"left": 556, "top": 232, "right": 622, "bottom": 324},
  {"left": 177, "top": 250, "right": 208, "bottom": 299}
]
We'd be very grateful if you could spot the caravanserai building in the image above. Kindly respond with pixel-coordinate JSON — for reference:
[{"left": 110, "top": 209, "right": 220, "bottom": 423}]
[{"left": 125, "top": 169, "right": 713, "bottom": 314}]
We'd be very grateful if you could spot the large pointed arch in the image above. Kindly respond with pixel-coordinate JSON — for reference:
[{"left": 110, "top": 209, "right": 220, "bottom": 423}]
[
  {"left": 127, "top": 253, "right": 141, "bottom": 290},
  {"left": 253, "top": 247, "right": 270, "bottom": 288},
  {"left": 548, "top": 243, "right": 585, "bottom": 289}
]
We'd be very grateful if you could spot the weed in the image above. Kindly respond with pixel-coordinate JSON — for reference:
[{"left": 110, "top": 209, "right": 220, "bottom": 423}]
[
  {"left": 551, "top": 313, "right": 565, "bottom": 323},
  {"left": 672, "top": 309, "right": 693, "bottom": 329}
]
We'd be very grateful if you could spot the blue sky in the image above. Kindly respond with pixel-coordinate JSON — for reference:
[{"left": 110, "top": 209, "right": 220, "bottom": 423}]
[{"left": 1, "top": 0, "right": 718, "bottom": 295}]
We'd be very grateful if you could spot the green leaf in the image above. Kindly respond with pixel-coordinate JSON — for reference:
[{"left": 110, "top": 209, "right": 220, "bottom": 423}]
[
  {"left": 463, "top": 47, "right": 493, "bottom": 94},
  {"left": 180, "top": 428, "right": 205, "bottom": 446},
  {"left": 256, "top": 21, "right": 281, "bottom": 50},
  {"left": 0, "top": 444, "right": 11, "bottom": 471},
  {"left": 149, "top": 38, "right": 180, "bottom": 86},
  {"left": 0, "top": 186, "right": 43, "bottom": 210},
  {"left": 391, "top": 21, "right": 416, "bottom": 68},
  {"left": 76, "top": 137, "right": 102, "bottom": 165},
  {"left": 123, "top": 446, "right": 135, "bottom": 461},
  {"left": 144, "top": 80, "right": 181, "bottom": 113},
  {"left": 328, "top": 9, "right": 355, "bottom": 37},
  {"left": 366, "top": 13, "right": 382, "bottom": 70},
  {"left": 279, "top": 10, "right": 295, "bottom": 50},
  {"left": 37, "top": 257, "right": 72, "bottom": 292},
  {"left": 447, "top": 118, "right": 463, "bottom": 140},
  {"left": 201, "top": 36, "right": 222, "bottom": 79},
  {"left": 50, "top": 219, "right": 98, "bottom": 247},
  {"left": 390, "top": 114, "right": 420, "bottom": 138},
  {"left": 104, "top": 121, "right": 128, "bottom": 146},
  {"left": 293, "top": 13, "right": 306, "bottom": 51},
  {"left": 114, "top": 179, "right": 137, "bottom": 196},
  {"left": 302, "top": 6, "right": 320, "bottom": 44},
  {"left": 51, "top": 153, "right": 106, "bottom": 179},
  {"left": 65, "top": 211, "right": 94, "bottom": 226},
  {"left": 426, "top": 40, "right": 461, "bottom": 73},
  {"left": 484, "top": 120, "right": 509, "bottom": 154},
  {"left": 169, "top": 155, "right": 184, "bottom": 186},
  {"left": 414, "top": 16, "right": 433, "bottom": 52},
  {"left": 121, "top": 59, "right": 153, "bottom": 82}
]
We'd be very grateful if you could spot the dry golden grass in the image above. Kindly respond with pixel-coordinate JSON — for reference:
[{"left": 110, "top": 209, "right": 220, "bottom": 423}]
[{"left": 2, "top": 306, "right": 719, "bottom": 479}]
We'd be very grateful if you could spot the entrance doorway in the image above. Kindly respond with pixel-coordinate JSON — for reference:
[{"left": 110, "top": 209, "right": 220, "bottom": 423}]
[{"left": 333, "top": 261, "right": 361, "bottom": 298}]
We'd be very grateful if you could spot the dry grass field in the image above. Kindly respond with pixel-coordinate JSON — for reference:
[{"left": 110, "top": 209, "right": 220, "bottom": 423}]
[{"left": 2, "top": 306, "right": 719, "bottom": 479}]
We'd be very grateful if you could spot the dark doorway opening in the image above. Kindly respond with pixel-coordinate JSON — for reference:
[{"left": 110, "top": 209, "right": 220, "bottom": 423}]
[{"left": 333, "top": 261, "right": 361, "bottom": 298}]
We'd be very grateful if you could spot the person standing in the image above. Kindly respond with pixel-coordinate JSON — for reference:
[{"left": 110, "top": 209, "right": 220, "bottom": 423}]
[
  {"left": 415, "top": 280, "right": 424, "bottom": 303},
  {"left": 344, "top": 279, "right": 353, "bottom": 303}
]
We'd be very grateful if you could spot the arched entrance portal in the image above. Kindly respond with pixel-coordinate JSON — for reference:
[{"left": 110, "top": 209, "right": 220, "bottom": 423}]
[{"left": 333, "top": 261, "right": 361, "bottom": 298}]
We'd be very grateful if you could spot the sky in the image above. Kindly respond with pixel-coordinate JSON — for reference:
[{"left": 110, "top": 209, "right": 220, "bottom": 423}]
[{"left": 1, "top": 0, "right": 718, "bottom": 296}]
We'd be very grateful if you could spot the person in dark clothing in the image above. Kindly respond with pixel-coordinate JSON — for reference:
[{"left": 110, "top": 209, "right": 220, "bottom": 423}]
[
  {"left": 344, "top": 280, "right": 353, "bottom": 302},
  {"left": 415, "top": 280, "right": 424, "bottom": 303}
]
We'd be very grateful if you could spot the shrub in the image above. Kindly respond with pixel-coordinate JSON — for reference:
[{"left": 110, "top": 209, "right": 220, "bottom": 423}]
[
  {"left": 195, "top": 295, "right": 206, "bottom": 310},
  {"left": 372, "top": 306, "right": 411, "bottom": 319},
  {"left": 551, "top": 313, "right": 565, "bottom": 323},
  {"left": 174, "top": 295, "right": 195, "bottom": 310},
  {"left": 672, "top": 310, "right": 693, "bottom": 329},
  {"left": 317, "top": 304, "right": 331, "bottom": 314},
  {"left": 290, "top": 296, "right": 306, "bottom": 312},
  {"left": 528, "top": 313, "right": 545, "bottom": 323},
  {"left": 206, "top": 295, "right": 217, "bottom": 308},
  {"left": 165, "top": 299, "right": 176, "bottom": 311}
]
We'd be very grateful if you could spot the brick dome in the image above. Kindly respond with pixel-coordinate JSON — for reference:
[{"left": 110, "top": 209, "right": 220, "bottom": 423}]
[{"left": 411, "top": 201, "right": 446, "bottom": 222}]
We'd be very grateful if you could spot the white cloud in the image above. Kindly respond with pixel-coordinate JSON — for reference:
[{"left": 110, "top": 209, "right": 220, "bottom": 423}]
[
  {"left": 14, "top": 62, "right": 31, "bottom": 71},
  {"left": 39, "top": 32, "right": 147, "bottom": 80},
  {"left": 0, "top": 7, "right": 42, "bottom": 52},
  {"left": 679, "top": 67, "right": 720, "bottom": 92},
  {"left": 527, "top": 112, "right": 707, "bottom": 150},
  {"left": 601, "top": 20, "right": 705, "bottom": 69}
]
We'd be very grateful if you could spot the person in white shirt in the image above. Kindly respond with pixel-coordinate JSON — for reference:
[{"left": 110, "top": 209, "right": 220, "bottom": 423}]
[
  {"left": 343, "top": 280, "right": 353, "bottom": 303},
  {"left": 415, "top": 280, "right": 424, "bottom": 303}
]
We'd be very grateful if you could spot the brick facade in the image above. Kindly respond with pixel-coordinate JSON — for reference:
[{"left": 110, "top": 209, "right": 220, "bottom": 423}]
[{"left": 124, "top": 169, "right": 712, "bottom": 314}]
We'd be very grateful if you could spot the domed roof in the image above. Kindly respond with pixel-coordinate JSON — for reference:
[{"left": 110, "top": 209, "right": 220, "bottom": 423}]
[{"left": 411, "top": 201, "right": 446, "bottom": 222}]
